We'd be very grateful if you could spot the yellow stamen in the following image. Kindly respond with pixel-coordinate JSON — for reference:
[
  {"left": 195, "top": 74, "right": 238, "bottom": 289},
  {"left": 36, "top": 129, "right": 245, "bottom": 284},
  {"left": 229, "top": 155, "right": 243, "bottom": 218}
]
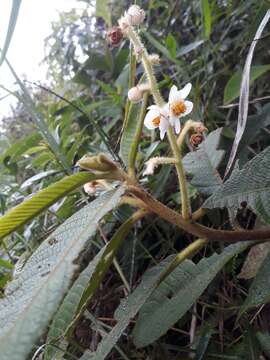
[
  {"left": 152, "top": 116, "right": 161, "bottom": 127},
  {"left": 171, "top": 101, "right": 186, "bottom": 116}
]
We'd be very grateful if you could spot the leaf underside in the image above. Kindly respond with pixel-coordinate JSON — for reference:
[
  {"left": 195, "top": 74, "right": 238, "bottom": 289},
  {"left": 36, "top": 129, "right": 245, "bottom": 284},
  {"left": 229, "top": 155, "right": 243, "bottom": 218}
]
[
  {"left": 183, "top": 128, "right": 225, "bottom": 195},
  {"left": 203, "top": 145, "right": 270, "bottom": 223},
  {"left": 0, "top": 187, "right": 125, "bottom": 360},
  {"left": 132, "top": 242, "right": 251, "bottom": 348}
]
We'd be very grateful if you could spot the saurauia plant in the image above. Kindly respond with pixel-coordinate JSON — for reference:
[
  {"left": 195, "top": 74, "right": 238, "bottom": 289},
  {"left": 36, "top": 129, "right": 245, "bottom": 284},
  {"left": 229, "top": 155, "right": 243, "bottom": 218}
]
[{"left": 1, "top": 3, "right": 270, "bottom": 360}]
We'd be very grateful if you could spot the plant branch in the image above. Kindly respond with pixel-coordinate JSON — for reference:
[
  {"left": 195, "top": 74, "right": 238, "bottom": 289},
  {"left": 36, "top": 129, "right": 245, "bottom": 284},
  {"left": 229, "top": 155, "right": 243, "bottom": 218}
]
[
  {"left": 127, "top": 185, "right": 270, "bottom": 243},
  {"left": 167, "top": 127, "right": 191, "bottom": 219}
]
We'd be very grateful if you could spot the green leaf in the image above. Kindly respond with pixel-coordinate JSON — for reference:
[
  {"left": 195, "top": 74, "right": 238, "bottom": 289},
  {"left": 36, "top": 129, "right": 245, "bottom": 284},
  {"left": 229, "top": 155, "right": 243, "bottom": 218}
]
[
  {"left": 224, "top": 65, "right": 270, "bottom": 105},
  {"left": 0, "top": 258, "right": 14, "bottom": 270},
  {"left": 256, "top": 332, "right": 270, "bottom": 356},
  {"left": 143, "top": 32, "right": 176, "bottom": 62},
  {"left": 132, "top": 242, "right": 251, "bottom": 348},
  {"left": 183, "top": 128, "right": 225, "bottom": 195},
  {"left": 177, "top": 40, "right": 205, "bottom": 57},
  {"left": 5, "top": 59, "right": 71, "bottom": 172},
  {"left": 165, "top": 33, "right": 177, "bottom": 58},
  {"left": 44, "top": 210, "right": 144, "bottom": 360},
  {"left": 0, "top": 0, "right": 22, "bottom": 65},
  {"left": 0, "top": 172, "right": 102, "bottom": 240},
  {"left": 120, "top": 102, "right": 141, "bottom": 166},
  {"left": 203, "top": 145, "right": 270, "bottom": 223},
  {"left": 84, "top": 256, "right": 178, "bottom": 360},
  {"left": 240, "top": 252, "right": 270, "bottom": 315},
  {"left": 96, "top": 0, "right": 111, "bottom": 26},
  {"left": 201, "top": 0, "right": 211, "bottom": 39},
  {"left": 0, "top": 187, "right": 124, "bottom": 360},
  {"left": 0, "top": 132, "right": 42, "bottom": 164}
]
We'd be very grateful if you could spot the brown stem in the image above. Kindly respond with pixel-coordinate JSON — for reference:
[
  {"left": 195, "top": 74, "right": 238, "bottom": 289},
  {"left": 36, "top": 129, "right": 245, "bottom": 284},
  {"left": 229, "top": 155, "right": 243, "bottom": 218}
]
[{"left": 127, "top": 186, "right": 270, "bottom": 243}]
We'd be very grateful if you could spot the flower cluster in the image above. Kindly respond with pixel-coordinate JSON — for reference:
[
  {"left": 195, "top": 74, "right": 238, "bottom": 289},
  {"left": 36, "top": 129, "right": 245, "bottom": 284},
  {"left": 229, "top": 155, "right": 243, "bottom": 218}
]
[
  {"left": 115, "top": 4, "right": 194, "bottom": 141},
  {"left": 144, "top": 83, "right": 193, "bottom": 139}
]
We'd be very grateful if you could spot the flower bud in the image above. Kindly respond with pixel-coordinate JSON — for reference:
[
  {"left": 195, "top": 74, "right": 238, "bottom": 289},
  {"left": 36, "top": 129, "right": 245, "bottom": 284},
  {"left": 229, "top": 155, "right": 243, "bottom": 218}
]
[
  {"left": 193, "top": 122, "right": 208, "bottom": 133},
  {"left": 128, "top": 86, "right": 143, "bottom": 103},
  {"left": 84, "top": 181, "right": 99, "bottom": 195},
  {"left": 148, "top": 54, "right": 160, "bottom": 64},
  {"left": 126, "top": 5, "right": 145, "bottom": 26},
  {"left": 77, "top": 154, "right": 118, "bottom": 172},
  {"left": 190, "top": 133, "right": 204, "bottom": 148},
  {"left": 118, "top": 15, "right": 130, "bottom": 33},
  {"left": 107, "top": 26, "right": 123, "bottom": 47}
]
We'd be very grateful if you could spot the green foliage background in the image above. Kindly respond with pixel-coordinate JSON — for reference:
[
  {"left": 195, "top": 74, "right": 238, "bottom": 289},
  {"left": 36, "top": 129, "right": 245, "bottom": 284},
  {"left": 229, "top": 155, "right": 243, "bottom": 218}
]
[{"left": 1, "top": 0, "right": 270, "bottom": 359}]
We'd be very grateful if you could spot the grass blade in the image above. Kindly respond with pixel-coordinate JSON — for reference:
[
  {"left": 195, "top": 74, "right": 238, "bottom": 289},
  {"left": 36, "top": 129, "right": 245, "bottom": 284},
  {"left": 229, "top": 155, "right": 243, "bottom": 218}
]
[
  {"left": 0, "top": 0, "right": 22, "bottom": 65},
  {"left": 224, "top": 10, "right": 270, "bottom": 178},
  {"left": 5, "top": 59, "right": 71, "bottom": 173}
]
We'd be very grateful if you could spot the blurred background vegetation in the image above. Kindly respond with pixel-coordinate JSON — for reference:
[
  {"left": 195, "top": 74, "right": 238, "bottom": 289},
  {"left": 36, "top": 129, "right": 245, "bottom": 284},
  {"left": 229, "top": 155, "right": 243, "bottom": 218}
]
[{"left": 1, "top": 0, "right": 270, "bottom": 358}]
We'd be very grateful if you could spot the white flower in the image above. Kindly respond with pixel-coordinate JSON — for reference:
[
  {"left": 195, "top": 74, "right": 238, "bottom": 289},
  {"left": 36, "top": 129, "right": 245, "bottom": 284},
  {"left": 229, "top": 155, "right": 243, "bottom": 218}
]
[
  {"left": 167, "top": 83, "right": 193, "bottom": 134},
  {"left": 144, "top": 105, "right": 170, "bottom": 140}
]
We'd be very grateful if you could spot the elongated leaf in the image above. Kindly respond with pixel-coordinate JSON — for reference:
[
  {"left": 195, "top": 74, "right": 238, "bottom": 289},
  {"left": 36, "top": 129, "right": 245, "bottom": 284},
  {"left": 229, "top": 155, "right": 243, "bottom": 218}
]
[
  {"left": 0, "top": 172, "right": 102, "bottom": 240},
  {"left": 0, "top": 0, "right": 22, "bottom": 65},
  {"left": 143, "top": 32, "right": 176, "bottom": 62},
  {"left": 183, "top": 128, "right": 225, "bottom": 195},
  {"left": 96, "top": 0, "right": 111, "bottom": 26},
  {"left": 203, "top": 145, "right": 270, "bottom": 223},
  {"left": 177, "top": 40, "right": 204, "bottom": 57},
  {"left": 224, "top": 65, "right": 270, "bottom": 105},
  {"left": 133, "top": 242, "right": 251, "bottom": 348},
  {"left": 201, "top": 0, "right": 211, "bottom": 38},
  {"left": 256, "top": 332, "right": 270, "bottom": 356},
  {"left": 0, "top": 132, "right": 42, "bottom": 163},
  {"left": 44, "top": 246, "right": 107, "bottom": 360},
  {"left": 0, "top": 187, "right": 124, "bottom": 360},
  {"left": 240, "top": 252, "right": 270, "bottom": 315},
  {"left": 84, "top": 256, "right": 178, "bottom": 360},
  {"left": 5, "top": 59, "right": 71, "bottom": 172},
  {"left": 20, "top": 170, "right": 57, "bottom": 190},
  {"left": 44, "top": 210, "right": 145, "bottom": 360},
  {"left": 238, "top": 242, "right": 270, "bottom": 280},
  {"left": 120, "top": 102, "right": 141, "bottom": 166},
  {"left": 225, "top": 10, "right": 270, "bottom": 177}
]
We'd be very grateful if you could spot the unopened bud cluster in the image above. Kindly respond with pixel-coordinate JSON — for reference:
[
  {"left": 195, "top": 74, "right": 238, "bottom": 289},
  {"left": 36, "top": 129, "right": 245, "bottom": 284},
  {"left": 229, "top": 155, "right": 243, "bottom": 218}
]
[
  {"left": 107, "top": 5, "right": 145, "bottom": 47},
  {"left": 120, "top": 5, "right": 145, "bottom": 29}
]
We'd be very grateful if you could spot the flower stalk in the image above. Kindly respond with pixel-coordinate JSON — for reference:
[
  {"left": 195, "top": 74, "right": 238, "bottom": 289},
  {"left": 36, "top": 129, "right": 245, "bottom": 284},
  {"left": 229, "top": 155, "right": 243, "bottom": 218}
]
[{"left": 123, "top": 18, "right": 191, "bottom": 217}]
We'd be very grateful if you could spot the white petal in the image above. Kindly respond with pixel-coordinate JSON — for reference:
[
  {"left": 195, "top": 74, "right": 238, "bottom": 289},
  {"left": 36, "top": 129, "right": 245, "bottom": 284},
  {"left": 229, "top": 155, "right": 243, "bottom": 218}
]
[
  {"left": 161, "top": 103, "right": 170, "bottom": 118},
  {"left": 180, "top": 100, "right": 193, "bottom": 117},
  {"left": 168, "top": 85, "right": 178, "bottom": 103},
  {"left": 178, "top": 83, "right": 192, "bottom": 100},
  {"left": 159, "top": 117, "right": 169, "bottom": 140},
  {"left": 144, "top": 109, "right": 160, "bottom": 129},
  {"left": 174, "top": 118, "right": 181, "bottom": 134},
  {"left": 147, "top": 105, "right": 160, "bottom": 111},
  {"left": 169, "top": 114, "right": 178, "bottom": 126}
]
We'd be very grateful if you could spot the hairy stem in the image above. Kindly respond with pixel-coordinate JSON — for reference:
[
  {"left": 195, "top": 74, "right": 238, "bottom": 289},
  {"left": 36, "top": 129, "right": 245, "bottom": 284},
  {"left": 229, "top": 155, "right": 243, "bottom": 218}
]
[
  {"left": 128, "top": 185, "right": 270, "bottom": 243},
  {"left": 126, "top": 26, "right": 164, "bottom": 107},
  {"left": 167, "top": 127, "right": 191, "bottom": 219}
]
